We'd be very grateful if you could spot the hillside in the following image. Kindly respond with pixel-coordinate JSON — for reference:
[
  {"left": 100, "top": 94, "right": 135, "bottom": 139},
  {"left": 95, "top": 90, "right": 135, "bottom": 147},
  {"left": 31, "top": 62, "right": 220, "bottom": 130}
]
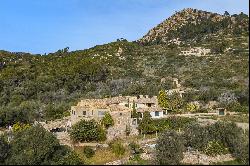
[
  {"left": 0, "top": 8, "right": 249, "bottom": 127},
  {"left": 138, "top": 8, "right": 249, "bottom": 46}
]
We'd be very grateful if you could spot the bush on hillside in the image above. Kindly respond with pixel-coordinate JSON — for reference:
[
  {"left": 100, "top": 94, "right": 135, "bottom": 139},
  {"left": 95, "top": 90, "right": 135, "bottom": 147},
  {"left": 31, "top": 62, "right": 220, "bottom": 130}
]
[
  {"left": 155, "top": 130, "right": 185, "bottom": 165},
  {"left": 203, "top": 140, "right": 229, "bottom": 156},
  {"left": 3, "top": 125, "right": 84, "bottom": 165},
  {"left": 83, "top": 146, "right": 95, "bottom": 158},
  {"left": 232, "top": 130, "right": 249, "bottom": 165},
  {"left": 183, "top": 121, "right": 249, "bottom": 164},
  {"left": 183, "top": 123, "right": 210, "bottom": 150},
  {"left": 0, "top": 136, "right": 9, "bottom": 164},
  {"left": 138, "top": 111, "right": 156, "bottom": 134},
  {"left": 101, "top": 112, "right": 114, "bottom": 129},
  {"left": 129, "top": 142, "right": 143, "bottom": 155},
  {"left": 70, "top": 119, "right": 106, "bottom": 142},
  {"left": 109, "top": 139, "right": 126, "bottom": 157}
]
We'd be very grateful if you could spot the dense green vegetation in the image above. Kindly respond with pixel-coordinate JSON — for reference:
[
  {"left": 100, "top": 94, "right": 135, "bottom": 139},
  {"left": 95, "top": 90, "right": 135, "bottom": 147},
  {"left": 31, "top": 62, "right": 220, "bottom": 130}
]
[
  {"left": 183, "top": 122, "right": 249, "bottom": 164},
  {"left": 69, "top": 119, "right": 106, "bottom": 142},
  {"left": 154, "top": 121, "right": 249, "bottom": 165},
  {"left": 0, "top": 125, "right": 83, "bottom": 165},
  {"left": 168, "top": 13, "right": 249, "bottom": 43},
  {"left": 138, "top": 112, "right": 196, "bottom": 134},
  {"left": 156, "top": 130, "right": 185, "bottom": 165},
  {"left": 82, "top": 146, "right": 95, "bottom": 158},
  {"left": 101, "top": 112, "right": 114, "bottom": 129},
  {"left": 109, "top": 139, "right": 126, "bottom": 157}
]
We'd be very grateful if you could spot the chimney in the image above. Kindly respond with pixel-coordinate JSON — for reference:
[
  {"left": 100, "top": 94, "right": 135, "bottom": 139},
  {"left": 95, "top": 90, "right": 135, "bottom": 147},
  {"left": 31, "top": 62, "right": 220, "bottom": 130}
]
[
  {"left": 145, "top": 95, "right": 149, "bottom": 98},
  {"left": 139, "top": 95, "right": 144, "bottom": 98}
]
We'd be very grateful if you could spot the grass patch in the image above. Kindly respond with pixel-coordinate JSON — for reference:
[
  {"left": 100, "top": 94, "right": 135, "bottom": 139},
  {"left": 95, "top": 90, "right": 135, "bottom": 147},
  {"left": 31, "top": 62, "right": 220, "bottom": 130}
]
[
  {"left": 198, "top": 115, "right": 218, "bottom": 120},
  {"left": 74, "top": 146, "right": 130, "bottom": 165},
  {"left": 212, "top": 159, "right": 244, "bottom": 165},
  {"left": 219, "top": 114, "right": 249, "bottom": 123}
]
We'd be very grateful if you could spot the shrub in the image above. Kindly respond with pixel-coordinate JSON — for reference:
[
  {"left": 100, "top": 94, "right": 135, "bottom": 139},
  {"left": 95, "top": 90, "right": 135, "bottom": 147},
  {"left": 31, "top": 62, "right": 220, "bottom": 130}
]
[
  {"left": 12, "top": 122, "right": 31, "bottom": 132},
  {"left": 207, "top": 121, "right": 244, "bottom": 151},
  {"left": 184, "top": 121, "right": 249, "bottom": 164},
  {"left": 203, "top": 140, "right": 229, "bottom": 156},
  {"left": 138, "top": 111, "right": 156, "bottom": 134},
  {"left": 231, "top": 130, "right": 249, "bottom": 165},
  {"left": 129, "top": 142, "right": 143, "bottom": 155},
  {"left": 183, "top": 123, "right": 210, "bottom": 150},
  {"left": 0, "top": 136, "right": 9, "bottom": 163},
  {"left": 156, "top": 130, "right": 185, "bottom": 165},
  {"left": 186, "top": 103, "right": 199, "bottom": 113},
  {"left": 101, "top": 113, "right": 114, "bottom": 129},
  {"left": 57, "top": 151, "right": 84, "bottom": 165},
  {"left": 152, "top": 117, "right": 196, "bottom": 133},
  {"left": 167, "top": 116, "right": 196, "bottom": 131},
  {"left": 83, "top": 146, "right": 95, "bottom": 158},
  {"left": 4, "top": 125, "right": 83, "bottom": 165},
  {"left": 110, "top": 140, "right": 126, "bottom": 157},
  {"left": 70, "top": 119, "right": 106, "bottom": 142},
  {"left": 197, "top": 108, "right": 209, "bottom": 113},
  {"left": 226, "top": 102, "right": 248, "bottom": 113}
]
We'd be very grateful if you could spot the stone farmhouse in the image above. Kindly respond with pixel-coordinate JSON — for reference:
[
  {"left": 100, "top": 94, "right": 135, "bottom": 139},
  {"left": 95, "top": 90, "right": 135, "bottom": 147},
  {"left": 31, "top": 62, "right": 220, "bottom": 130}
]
[
  {"left": 70, "top": 95, "right": 164, "bottom": 125},
  {"left": 70, "top": 95, "right": 164, "bottom": 139}
]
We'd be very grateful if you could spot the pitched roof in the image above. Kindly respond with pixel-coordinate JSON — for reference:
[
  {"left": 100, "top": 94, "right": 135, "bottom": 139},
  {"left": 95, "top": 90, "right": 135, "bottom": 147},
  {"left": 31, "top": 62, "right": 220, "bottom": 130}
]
[
  {"left": 135, "top": 96, "right": 157, "bottom": 104},
  {"left": 137, "top": 107, "right": 163, "bottom": 113},
  {"left": 109, "top": 104, "right": 131, "bottom": 112}
]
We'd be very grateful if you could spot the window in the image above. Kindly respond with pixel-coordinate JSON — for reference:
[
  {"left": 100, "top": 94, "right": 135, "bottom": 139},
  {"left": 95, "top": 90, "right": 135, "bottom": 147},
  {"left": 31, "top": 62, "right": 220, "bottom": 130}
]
[
  {"left": 120, "top": 113, "right": 122, "bottom": 116},
  {"left": 92, "top": 110, "right": 93, "bottom": 115},
  {"left": 132, "top": 119, "right": 137, "bottom": 125},
  {"left": 155, "top": 111, "right": 160, "bottom": 116},
  {"left": 83, "top": 111, "right": 86, "bottom": 116},
  {"left": 73, "top": 111, "right": 75, "bottom": 115},
  {"left": 98, "top": 111, "right": 105, "bottom": 117}
]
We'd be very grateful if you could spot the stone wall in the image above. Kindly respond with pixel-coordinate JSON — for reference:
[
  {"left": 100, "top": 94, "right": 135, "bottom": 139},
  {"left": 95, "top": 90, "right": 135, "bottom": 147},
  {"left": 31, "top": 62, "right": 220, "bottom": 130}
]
[{"left": 181, "top": 150, "right": 234, "bottom": 165}]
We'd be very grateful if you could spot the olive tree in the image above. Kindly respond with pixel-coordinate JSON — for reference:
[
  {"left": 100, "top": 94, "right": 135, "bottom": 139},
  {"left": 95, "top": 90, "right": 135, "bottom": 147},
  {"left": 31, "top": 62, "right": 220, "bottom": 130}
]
[
  {"left": 156, "top": 130, "right": 185, "bottom": 165},
  {"left": 70, "top": 119, "right": 106, "bottom": 142}
]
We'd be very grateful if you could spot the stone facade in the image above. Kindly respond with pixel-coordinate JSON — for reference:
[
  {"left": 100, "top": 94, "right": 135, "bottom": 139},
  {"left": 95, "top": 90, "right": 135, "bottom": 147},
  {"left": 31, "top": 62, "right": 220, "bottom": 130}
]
[
  {"left": 181, "top": 150, "right": 234, "bottom": 165},
  {"left": 69, "top": 95, "right": 164, "bottom": 139},
  {"left": 70, "top": 95, "right": 164, "bottom": 124}
]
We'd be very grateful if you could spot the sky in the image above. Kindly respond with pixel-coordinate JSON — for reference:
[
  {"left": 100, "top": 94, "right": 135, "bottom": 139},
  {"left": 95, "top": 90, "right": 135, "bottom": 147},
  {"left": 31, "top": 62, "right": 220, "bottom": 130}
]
[{"left": 0, "top": 0, "right": 249, "bottom": 54}]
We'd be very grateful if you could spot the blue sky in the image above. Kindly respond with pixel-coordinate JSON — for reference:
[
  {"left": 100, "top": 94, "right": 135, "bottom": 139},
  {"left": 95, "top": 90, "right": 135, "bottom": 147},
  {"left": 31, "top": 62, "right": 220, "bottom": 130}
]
[{"left": 0, "top": 0, "right": 249, "bottom": 54}]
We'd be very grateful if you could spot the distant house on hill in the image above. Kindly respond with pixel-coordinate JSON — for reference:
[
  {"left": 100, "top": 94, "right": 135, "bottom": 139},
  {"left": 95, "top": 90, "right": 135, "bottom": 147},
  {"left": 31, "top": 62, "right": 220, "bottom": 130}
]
[
  {"left": 216, "top": 108, "right": 227, "bottom": 116},
  {"left": 180, "top": 47, "right": 211, "bottom": 56},
  {"left": 135, "top": 95, "right": 164, "bottom": 119}
]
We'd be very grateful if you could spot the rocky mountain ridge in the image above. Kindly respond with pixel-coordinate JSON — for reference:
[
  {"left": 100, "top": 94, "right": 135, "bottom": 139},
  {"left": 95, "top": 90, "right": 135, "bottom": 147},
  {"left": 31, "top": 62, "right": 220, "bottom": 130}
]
[{"left": 138, "top": 8, "right": 248, "bottom": 45}]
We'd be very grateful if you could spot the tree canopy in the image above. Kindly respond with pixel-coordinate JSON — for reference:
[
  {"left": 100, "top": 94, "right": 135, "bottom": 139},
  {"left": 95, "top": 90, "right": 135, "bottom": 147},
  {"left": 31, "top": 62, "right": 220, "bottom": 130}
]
[{"left": 1, "top": 125, "right": 84, "bottom": 165}]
